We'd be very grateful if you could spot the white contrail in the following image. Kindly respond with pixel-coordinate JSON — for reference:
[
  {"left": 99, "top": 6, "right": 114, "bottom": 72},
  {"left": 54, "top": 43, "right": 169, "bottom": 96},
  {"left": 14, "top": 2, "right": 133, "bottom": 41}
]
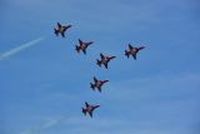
[
  {"left": 0, "top": 37, "right": 44, "bottom": 60},
  {"left": 20, "top": 117, "right": 66, "bottom": 134},
  {"left": 20, "top": 116, "right": 83, "bottom": 134}
]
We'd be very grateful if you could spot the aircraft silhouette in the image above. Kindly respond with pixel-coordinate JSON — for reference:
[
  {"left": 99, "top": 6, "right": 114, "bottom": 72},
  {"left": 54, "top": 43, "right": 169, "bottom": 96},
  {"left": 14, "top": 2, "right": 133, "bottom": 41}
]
[
  {"left": 54, "top": 22, "right": 72, "bottom": 37},
  {"left": 125, "top": 44, "right": 145, "bottom": 59},
  {"left": 75, "top": 39, "right": 93, "bottom": 54},
  {"left": 82, "top": 102, "right": 100, "bottom": 118},
  {"left": 96, "top": 53, "right": 116, "bottom": 69},
  {"left": 90, "top": 76, "right": 109, "bottom": 92}
]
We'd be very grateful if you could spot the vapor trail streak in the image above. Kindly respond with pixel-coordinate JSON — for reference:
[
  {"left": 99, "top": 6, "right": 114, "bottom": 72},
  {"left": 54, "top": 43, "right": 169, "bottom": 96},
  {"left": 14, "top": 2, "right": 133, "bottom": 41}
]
[
  {"left": 20, "top": 117, "right": 65, "bottom": 134},
  {"left": 0, "top": 37, "right": 44, "bottom": 60}
]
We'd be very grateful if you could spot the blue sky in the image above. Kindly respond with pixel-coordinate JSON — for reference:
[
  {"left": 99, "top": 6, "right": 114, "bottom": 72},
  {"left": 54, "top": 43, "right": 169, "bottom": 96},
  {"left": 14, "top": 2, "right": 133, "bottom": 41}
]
[{"left": 0, "top": 0, "right": 200, "bottom": 134}]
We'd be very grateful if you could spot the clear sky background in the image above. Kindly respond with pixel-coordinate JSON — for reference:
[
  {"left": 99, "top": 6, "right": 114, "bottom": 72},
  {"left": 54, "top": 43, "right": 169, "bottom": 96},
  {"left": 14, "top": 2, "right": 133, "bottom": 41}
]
[{"left": 0, "top": 0, "right": 200, "bottom": 134}]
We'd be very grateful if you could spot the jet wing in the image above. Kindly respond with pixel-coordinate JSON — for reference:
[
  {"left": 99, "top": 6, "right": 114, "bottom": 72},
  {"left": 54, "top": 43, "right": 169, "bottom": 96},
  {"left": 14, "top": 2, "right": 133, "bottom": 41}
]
[
  {"left": 110, "top": 56, "right": 116, "bottom": 60},
  {"left": 103, "top": 80, "right": 109, "bottom": 83},
  {"left": 61, "top": 32, "right": 65, "bottom": 37},
  {"left": 138, "top": 46, "right": 145, "bottom": 50},
  {"left": 104, "top": 63, "right": 108, "bottom": 69},
  {"left": 63, "top": 25, "right": 72, "bottom": 31},
  {"left": 89, "top": 111, "right": 93, "bottom": 118},
  {"left": 83, "top": 49, "right": 87, "bottom": 54},
  {"left": 94, "top": 105, "right": 100, "bottom": 109},
  {"left": 86, "top": 41, "right": 93, "bottom": 46},
  {"left": 132, "top": 54, "right": 137, "bottom": 60},
  {"left": 97, "top": 87, "right": 102, "bottom": 93}
]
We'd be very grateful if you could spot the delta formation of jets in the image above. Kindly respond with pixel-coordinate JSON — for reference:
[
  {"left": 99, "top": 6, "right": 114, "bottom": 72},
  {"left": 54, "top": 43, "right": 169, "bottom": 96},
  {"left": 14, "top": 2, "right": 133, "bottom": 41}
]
[{"left": 54, "top": 22, "right": 146, "bottom": 118}]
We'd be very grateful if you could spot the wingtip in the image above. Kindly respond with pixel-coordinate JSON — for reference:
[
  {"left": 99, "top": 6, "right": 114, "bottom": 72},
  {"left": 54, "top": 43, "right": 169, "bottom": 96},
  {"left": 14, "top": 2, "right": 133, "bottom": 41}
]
[{"left": 140, "top": 46, "right": 145, "bottom": 50}]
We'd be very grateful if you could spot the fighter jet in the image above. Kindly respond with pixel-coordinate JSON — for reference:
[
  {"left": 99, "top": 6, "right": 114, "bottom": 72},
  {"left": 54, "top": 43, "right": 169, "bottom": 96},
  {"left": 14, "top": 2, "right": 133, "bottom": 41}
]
[
  {"left": 90, "top": 76, "right": 109, "bottom": 92},
  {"left": 96, "top": 53, "right": 116, "bottom": 69},
  {"left": 75, "top": 39, "right": 94, "bottom": 54},
  {"left": 82, "top": 102, "right": 100, "bottom": 118},
  {"left": 125, "top": 44, "right": 145, "bottom": 59},
  {"left": 54, "top": 22, "right": 72, "bottom": 37}
]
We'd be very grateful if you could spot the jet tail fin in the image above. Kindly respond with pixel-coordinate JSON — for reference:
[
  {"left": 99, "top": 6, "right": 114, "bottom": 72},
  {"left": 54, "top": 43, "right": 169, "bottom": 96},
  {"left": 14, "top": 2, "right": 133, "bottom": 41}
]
[
  {"left": 90, "top": 83, "right": 95, "bottom": 90},
  {"left": 125, "top": 50, "right": 129, "bottom": 58},
  {"left": 82, "top": 108, "right": 87, "bottom": 115},
  {"left": 96, "top": 59, "right": 101, "bottom": 67},
  {"left": 75, "top": 45, "right": 80, "bottom": 53},
  {"left": 54, "top": 28, "right": 59, "bottom": 36}
]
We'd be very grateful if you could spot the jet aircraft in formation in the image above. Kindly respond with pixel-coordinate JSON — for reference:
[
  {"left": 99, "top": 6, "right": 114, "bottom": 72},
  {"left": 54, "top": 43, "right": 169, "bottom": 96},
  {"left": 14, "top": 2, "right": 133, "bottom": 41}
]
[
  {"left": 53, "top": 22, "right": 146, "bottom": 118},
  {"left": 75, "top": 39, "right": 93, "bottom": 54},
  {"left": 96, "top": 53, "right": 116, "bottom": 69},
  {"left": 90, "top": 76, "right": 109, "bottom": 92},
  {"left": 82, "top": 102, "right": 100, "bottom": 118},
  {"left": 54, "top": 22, "right": 72, "bottom": 37},
  {"left": 125, "top": 44, "right": 145, "bottom": 59}
]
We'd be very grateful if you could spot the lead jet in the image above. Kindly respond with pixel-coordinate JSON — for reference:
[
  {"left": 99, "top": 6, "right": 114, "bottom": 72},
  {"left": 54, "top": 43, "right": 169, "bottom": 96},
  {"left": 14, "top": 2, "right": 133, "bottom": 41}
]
[
  {"left": 54, "top": 22, "right": 72, "bottom": 37},
  {"left": 82, "top": 102, "right": 100, "bottom": 118},
  {"left": 96, "top": 53, "right": 116, "bottom": 69},
  {"left": 125, "top": 44, "right": 145, "bottom": 59},
  {"left": 90, "top": 76, "right": 109, "bottom": 92},
  {"left": 75, "top": 39, "right": 93, "bottom": 54}
]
